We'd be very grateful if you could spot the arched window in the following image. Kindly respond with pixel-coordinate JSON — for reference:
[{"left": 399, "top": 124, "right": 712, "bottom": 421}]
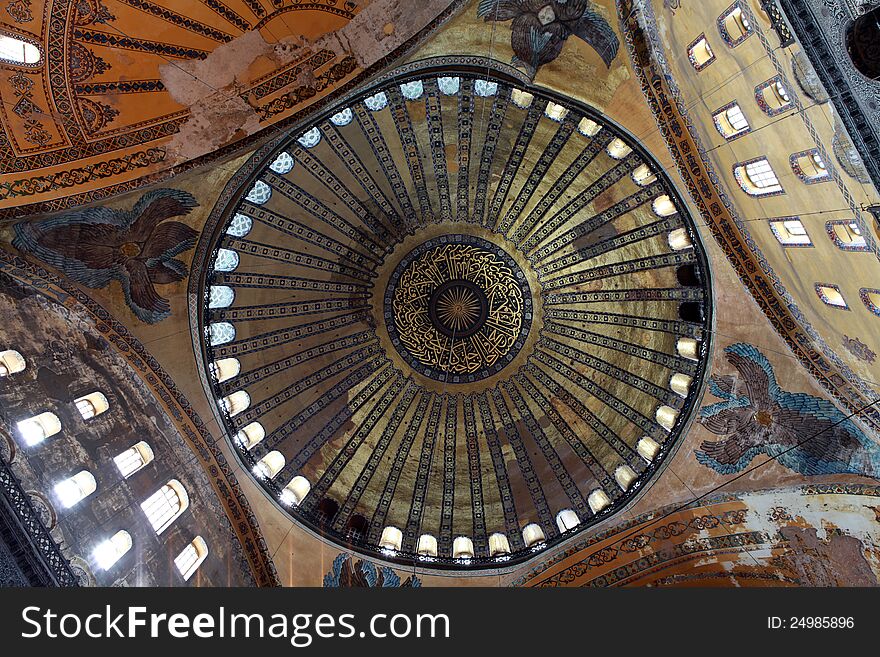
[
  {"left": 210, "top": 357, "right": 240, "bottom": 383},
  {"left": 0, "top": 34, "right": 41, "bottom": 65},
  {"left": 297, "top": 127, "right": 322, "bottom": 148},
  {"left": 632, "top": 163, "right": 656, "bottom": 186},
  {"left": 74, "top": 391, "right": 109, "bottom": 420},
  {"left": 93, "top": 530, "right": 132, "bottom": 570},
  {"left": 606, "top": 138, "right": 632, "bottom": 160},
  {"left": 175, "top": 536, "right": 208, "bottom": 581},
  {"left": 734, "top": 158, "right": 783, "bottom": 196},
  {"left": 221, "top": 390, "right": 250, "bottom": 416},
  {"left": 0, "top": 349, "right": 26, "bottom": 376},
  {"left": 555, "top": 509, "right": 580, "bottom": 532},
  {"left": 687, "top": 35, "right": 715, "bottom": 70},
  {"left": 544, "top": 102, "right": 568, "bottom": 122},
  {"left": 280, "top": 475, "right": 310, "bottom": 506},
  {"left": 141, "top": 480, "right": 189, "bottom": 534},
  {"left": 755, "top": 77, "right": 793, "bottom": 116},
  {"left": 452, "top": 535, "right": 475, "bottom": 559},
  {"left": 437, "top": 76, "right": 461, "bottom": 95},
  {"left": 578, "top": 117, "right": 601, "bottom": 137},
  {"left": 213, "top": 248, "right": 239, "bottom": 273},
  {"left": 226, "top": 213, "right": 253, "bottom": 238},
  {"left": 614, "top": 465, "right": 637, "bottom": 491},
  {"left": 718, "top": 5, "right": 752, "bottom": 46},
  {"left": 652, "top": 195, "right": 677, "bottom": 217},
  {"left": 861, "top": 288, "right": 880, "bottom": 315},
  {"left": 522, "top": 523, "right": 545, "bottom": 548},
  {"left": 588, "top": 489, "right": 611, "bottom": 514},
  {"left": 677, "top": 337, "right": 699, "bottom": 361},
  {"left": 246, "top": 180, "right": 271, "bottom": 205},
  {"left": 488, "top": 532, "right": 511, "bottom": 557},
  {"left": 670, "top": 373, "right": 693, "bottom": 397},
  {"left": 713, "top": 102, "right": 750, "bottom": 139},
  {"left": 399, "top": 80, "right": 424, "bottom": 100},
  {"left": 379, "top": 526, "right": 403, "bottom": 553},
  {"left": 269, "top": 152, "right": 294, "bottom": 175},
  {"left": 54, "top": 470, "right": 97, "bottom": 508},
  {"left": 769, "top": 218, "right": 812, "bottom": 246},
  {"left": 345, "top": 514, "right": 369, "bottom": 542},
  {"left": 511, "top": 88, "right": 534, "bottom": 108},
  {"left": 637, "top": 436, "right": 661, "bottom": 463},
  {"left": 253, "top": 450, "right": 285, "bottom": 479},
  {"left": 656, "top": 405, "right": 679, "bottom": 431},
  {"left": 474, "top": 79, "right": 498, "bottom": 97},
  {"left": 791, "top": 149, "right": 830, "bottom": 184},
  {"left": 330, "top": 108, "right": 353, "bottom": 126},
  {"left": 208, "top": 285, "right": 235, "bottom": 309},
  {"left": 417, "top": 533, "right": 438, "bottom": 558},
  {"left": 114, "top": 441, "right": 154, "bottom": 478},
  {"left": 364, "top": 91, "right": 388, "bottom": 111},
  {"left": 815, "top": 283, "right": 848, "bottom": 309},
  {"left": 209, "top": 322, "right": 236, "bottom": 346},
  {"left": 235, "top": 421, "right": 265, "bottom": 450},
  {"left": 667, "top": 228, "right": 693, "bottom": 251},
  {"left": 827, "top": 220, "right": 868, "bottom": 251},
  {"left": 17, "top": 411, "right": 61, "bottom": 446}
]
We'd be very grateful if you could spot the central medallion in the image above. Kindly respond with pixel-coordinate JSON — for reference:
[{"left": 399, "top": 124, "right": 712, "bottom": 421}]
[{"left": 385, "top": 235, "right": 532, "bottom": 383}]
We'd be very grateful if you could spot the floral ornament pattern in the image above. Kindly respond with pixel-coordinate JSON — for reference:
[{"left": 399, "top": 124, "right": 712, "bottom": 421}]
[
  {"left": 696, "top": 343, "right": 880, "bottom": 478},
  {"left": 13, "top": 189, "right": 199, "bottom": 324},
  {"left": 323, "top": 553, "right": 421, "bottom": 588},
  {"left": 477, "top": 0, "right": 619, "bottom": 78}
]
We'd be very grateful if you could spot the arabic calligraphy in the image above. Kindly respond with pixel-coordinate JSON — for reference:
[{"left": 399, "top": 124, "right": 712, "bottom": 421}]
[{"left": 389, "top": 240, "right": 528, "bottom": 380}]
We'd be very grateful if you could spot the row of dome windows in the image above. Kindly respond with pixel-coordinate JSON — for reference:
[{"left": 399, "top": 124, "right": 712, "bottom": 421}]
[{"left": 4, "top": 350, "right": 208, "bottom": 581}]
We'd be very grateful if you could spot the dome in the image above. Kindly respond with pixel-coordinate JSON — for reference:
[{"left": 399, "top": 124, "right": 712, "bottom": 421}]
[{"left": 199, "top": 67, "right": 713, "bottom": 569}]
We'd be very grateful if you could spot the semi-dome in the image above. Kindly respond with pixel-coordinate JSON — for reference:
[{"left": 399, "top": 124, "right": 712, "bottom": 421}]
[{"left": 198, "top": 65, "right": 713, "bottom": 569}]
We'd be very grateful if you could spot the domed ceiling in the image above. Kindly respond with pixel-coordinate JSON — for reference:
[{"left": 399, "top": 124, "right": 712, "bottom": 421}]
[{"left": 197, "top": 65, "right": 713, "bottom": 568}]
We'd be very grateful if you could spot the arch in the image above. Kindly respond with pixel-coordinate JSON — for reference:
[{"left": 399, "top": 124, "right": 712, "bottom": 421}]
[
  {"left": 417, "top": 534, "right": 438, "bottom": 557},
  {"left": 452, "top": 535, "right": 475, "bottom": 559},
  {"left": 208, "top": 285, "right": 235, "bottom": 309},
  {"left": 606, "top": 138, "right": 632, "bottom": 159},
  {"left": 488, "top": 532, "right": 511, "bottom": 557},
  {"left": 632, "top": 163, "right": 656, "bottom": 186},
  {"left": 667, "top": 228, "right": 693, "bottom": 251},
  {"left": 0, "top": 349, "right": 26, "bottom": 376},
  {"left": 74, "top": 391, "right": 109, "bottom": 420},
  {"left": 588, "top": 489, "right": 611, "bottom": 514},
  {"left": 656, "top": 405, "right": 679, "bottom": 431},
  {"left": 113, "top": 441, "right": 154, "bottom": 478},
  {"left": 54, "top": 470, "right": 97, "bottom": 508},
  {"left": 209, "top": 322, "right": 235, "bottom": 346},
  {"left": 652, "top": 195, "right": 677, "bottom": 217},
  {"left": 687, "top": 34, "right": 715, "bottom": 70},
  {"left": 253, "top": 450, "right": 285, "bottom": 479},
  {"left": 280, "top": 476, "right": 310, "bottom": 506},
  {"left": 175, "top": 536, "right": 209, "bottom": 581},
  {"left": 379, "top": 526, "right": 403, "bottom": 552},
  {"left": 734, "top": 158, "right": 783, "bottom": 196},
  {"left": 555, "top": 509, "right": 580, "bottom": 532},
  {"left": 676, "top": 337, "right": 699, "bottom": 361},
  {"left": 0, "top": 33, "right": 41, "bottom": 65},
  {"left": 141, "top": 480, "right": 189, "bottom": 534},
  {"left": 235, "top": 421, "right": 265, "bottom": 449},
  {"left": 213, "top": 248, "right": 239, "bottom": 273},
  {"left": 221, "top": 390, "right": 250, "bottom": 416},
  {"left": 815, "top": 284, "right": 848, "bottom": 309},
  {"left": 211, "top": 357, "right": 241, "bottom": 383},
  {"left": 437, "top": 76, "right": 461, "bottom": 95},
  {"left": 670, "top": 373, "right": 693, "bottom": 398},
  {"left": 226, "top": 213, "right": 253, "bottom": 238},
  {"left": 93, "top": 530, "right": 133, "bottom": 570},
  {"left": 17, "top": 411, "right": 61, "bottom": 446},
  {"left": 522, "top": 523, "right": 545, "bottom": 548}
]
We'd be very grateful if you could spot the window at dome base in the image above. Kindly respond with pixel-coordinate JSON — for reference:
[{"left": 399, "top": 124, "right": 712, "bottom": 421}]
[
  {"left": 0, "top": 34, "right": 41, "bottom": 65},
  {"left": 199, "top": 66, "right": 714, "bottom": 571}
]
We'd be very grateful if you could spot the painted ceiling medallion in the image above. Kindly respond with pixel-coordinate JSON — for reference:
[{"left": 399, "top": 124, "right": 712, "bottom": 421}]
[{"left": 199, "top": 67, "right": 713, "bottom": 569}]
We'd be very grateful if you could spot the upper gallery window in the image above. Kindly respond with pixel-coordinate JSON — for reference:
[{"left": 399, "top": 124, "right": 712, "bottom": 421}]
[
  {"left": 688, "top": 35, "right": 715, "bottom": 71},
  {"left": 114, "top": 441, "right": 155, "bottom": 478},
  {"left": 815, "top": 283, "right": 849, "bottom": 309},
  {"left": 0, "top": 349, "right": 26, "bottom": 377},
  {"left": 769, "top": 218, "right": 812, "bottom": 246},
  {"left": 141, "top": 480, "right": 189, "bottom": 534},
  {"left": 718, "top": 4, "right": 753, "bottom": 47},
  {"left": 54, "top": 470, "right": 97, "bottom": 508},
  {"left": 755, "top": 77, "right": 794, "bottom": 116},
  {"left": 93, "top": 530, "right": 132, "bottom": 570},
  {"left": 17, "top": 411, "right": 61, "bottom": 446},
  {"left": 826, "top": 220, "right": 869, "bottom": 251},
  {"left": 175, "top": 536, "right": 209, "bottom": 581},
  {"left": 74, "top": 391, "right": 109, "bottom": 420},
  {"left": 713, "top": 102, "right": 750, "bottom": 139},
  {"left": 734, "top": 158, "right": 783, "bottom": 196},
  {"left": 0, "top": 34, "right": 41, "bottom": 65},
  {"left": 790, "top": 149, "right": 831, "bottom": 184}
]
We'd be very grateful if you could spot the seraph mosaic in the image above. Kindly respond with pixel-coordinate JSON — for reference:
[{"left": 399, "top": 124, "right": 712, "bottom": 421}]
[
  {"left": 696, "top": 343, "right": 880, "bottom": 478},
  {"left": 323, "top": 554, "right": 421, "bottom": 588},
  {"left": 13, "top": 189, "right": 198, "bottom": 324},
  {"left": 477, "top": 0, "right": 619, "bottom": 78}
]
